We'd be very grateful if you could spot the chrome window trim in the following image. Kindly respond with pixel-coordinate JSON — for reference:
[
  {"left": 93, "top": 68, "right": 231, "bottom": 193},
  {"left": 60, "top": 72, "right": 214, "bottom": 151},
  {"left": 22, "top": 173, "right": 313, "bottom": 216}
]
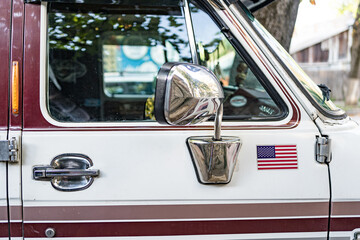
[{"left": 183, "top": 0, "right": 199, "bottom": 64}]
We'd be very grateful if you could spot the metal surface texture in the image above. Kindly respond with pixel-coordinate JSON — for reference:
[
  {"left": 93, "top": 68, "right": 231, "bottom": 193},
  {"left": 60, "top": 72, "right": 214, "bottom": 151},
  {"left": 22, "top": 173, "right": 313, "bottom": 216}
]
[
  {"left": 33, "top": 153, "right": 99, "bottom": 191},
  {"left": 156, "top": 63, "right": 224, "bottom": 126},
  {"left": 0, "top": 138, "right": 18, "bottom": 162},
  {"left": 214, "top": 103, "right": 223, "bottom": 140},
  {"left": 183, "top": 0, "right": 199, "bottom": 64},
  {"left": 0, "top": 141, "right": 9, "bottom": 161},
  {"left": 45, "top": 227, "right": 56, "bottom": 238},
  {"left": 187, "top": 136, "right": 241, "bottom": 184},
  {"left": 316, "top": 136, "right": 332, "bottom": 163}
]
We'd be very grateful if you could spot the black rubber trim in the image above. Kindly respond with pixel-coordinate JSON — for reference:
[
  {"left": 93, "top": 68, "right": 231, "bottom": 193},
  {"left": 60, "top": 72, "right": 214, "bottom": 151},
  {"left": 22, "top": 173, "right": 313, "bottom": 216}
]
[
  {"left": 154, "top": 62, "right": 180, "bottom": 125},
  {"left": 26, "top": 0, "right": 180, "bottom": 6},
  {"left": 24, "top": 0, "right": 40, "bottom": 3},
  {"left": 194, "top": 0, "right": 288, "bottom": 121},
  {"left": 227, "top": 2, "right": 348, "bottom": 120},
  {"left": 225, "top": 0, "right": 275, "bottom": 12}
]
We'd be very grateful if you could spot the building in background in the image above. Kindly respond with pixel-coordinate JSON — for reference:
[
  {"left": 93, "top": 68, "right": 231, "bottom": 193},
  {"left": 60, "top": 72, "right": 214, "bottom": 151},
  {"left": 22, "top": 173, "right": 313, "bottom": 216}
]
[{"left": 290, "top": 14, "right": 354, "bottom": 100}]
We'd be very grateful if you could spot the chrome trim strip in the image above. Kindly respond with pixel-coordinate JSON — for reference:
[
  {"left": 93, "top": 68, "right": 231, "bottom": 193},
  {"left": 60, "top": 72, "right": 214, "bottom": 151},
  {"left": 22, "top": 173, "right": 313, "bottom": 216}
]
[{"left": 183, "top": 0, "right": 199, "bottom": 64}]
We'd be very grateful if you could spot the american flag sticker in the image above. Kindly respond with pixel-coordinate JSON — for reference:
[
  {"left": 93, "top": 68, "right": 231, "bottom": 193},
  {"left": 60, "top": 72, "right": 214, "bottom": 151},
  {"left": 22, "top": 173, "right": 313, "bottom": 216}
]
[{"left": 257, "top": 145, "right": 298, "bottom": 170}]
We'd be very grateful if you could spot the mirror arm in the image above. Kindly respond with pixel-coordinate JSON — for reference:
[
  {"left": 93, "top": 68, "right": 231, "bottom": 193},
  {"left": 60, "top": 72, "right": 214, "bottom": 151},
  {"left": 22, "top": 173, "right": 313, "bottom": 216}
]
[{"left": 213, "top": 103, "right": 223, "bottom": 141}]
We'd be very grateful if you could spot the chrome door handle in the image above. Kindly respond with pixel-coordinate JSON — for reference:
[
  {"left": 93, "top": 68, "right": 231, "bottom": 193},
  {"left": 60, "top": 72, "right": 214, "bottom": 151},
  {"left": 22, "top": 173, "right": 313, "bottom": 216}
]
[
  {"left": 33, "top": 168, "right": 99, "bottom": 179},
  {"left": 33, "top": 153, "right": 100, "bottom": 191}
]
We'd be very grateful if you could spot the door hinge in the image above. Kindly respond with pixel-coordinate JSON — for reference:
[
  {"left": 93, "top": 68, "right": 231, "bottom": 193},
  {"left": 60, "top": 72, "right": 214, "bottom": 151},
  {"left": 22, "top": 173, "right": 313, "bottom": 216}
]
[
  {"left": 316, "top": 136, "right": 332, "bottom": 164},
  {"left": 0, "top": 137, "right": 18, "bottom": 163}
]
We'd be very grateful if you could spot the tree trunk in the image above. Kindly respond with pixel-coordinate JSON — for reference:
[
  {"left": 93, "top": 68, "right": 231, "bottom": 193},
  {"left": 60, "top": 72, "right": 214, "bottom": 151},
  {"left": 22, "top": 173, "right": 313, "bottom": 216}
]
[
  {"left": 254, "top": 0, "right": 300, "bottom": 52},
  {"left": 346, "top": 2, "right": 360, "bottom": 106}
]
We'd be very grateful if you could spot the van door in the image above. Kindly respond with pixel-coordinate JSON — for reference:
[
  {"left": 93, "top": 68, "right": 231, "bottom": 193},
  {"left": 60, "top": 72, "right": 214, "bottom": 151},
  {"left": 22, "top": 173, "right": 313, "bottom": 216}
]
[
  {"left": 22, "top": 0, "right": 330, "bottom": 239},
  {"left": 0, "top": 0, "right": 12, "bottom": 238}
]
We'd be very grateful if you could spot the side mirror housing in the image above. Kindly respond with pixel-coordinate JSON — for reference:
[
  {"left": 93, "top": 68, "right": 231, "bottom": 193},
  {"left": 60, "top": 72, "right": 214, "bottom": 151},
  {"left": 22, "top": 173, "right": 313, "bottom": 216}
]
[
  {"left": 154, "top": 62, "right": 224, "bottom": 126},
  {"left": 154, "top": 62, "right": 241, "bottom": 184}
]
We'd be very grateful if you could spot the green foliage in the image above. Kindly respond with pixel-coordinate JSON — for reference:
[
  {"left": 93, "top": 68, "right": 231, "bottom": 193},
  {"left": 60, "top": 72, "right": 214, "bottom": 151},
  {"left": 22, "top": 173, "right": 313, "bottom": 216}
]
[
  {"left": 331, "top": 0, "right": 360, "bottom": 16},
  {"left": 48, "top": 6, "right": 191, "bottom": 61}
]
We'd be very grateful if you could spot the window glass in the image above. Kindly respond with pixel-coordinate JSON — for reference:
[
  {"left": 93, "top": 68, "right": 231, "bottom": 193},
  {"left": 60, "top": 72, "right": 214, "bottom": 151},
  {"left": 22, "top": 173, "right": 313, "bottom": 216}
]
[
  {"left": 251, "top": 19, "right": 341, "bottom": 112},
  {"left": 47, "top": 2, "right": 190, "bottom": 122},
  {"left": 190, "top": 3, "right": 283, "bottom": 120}
]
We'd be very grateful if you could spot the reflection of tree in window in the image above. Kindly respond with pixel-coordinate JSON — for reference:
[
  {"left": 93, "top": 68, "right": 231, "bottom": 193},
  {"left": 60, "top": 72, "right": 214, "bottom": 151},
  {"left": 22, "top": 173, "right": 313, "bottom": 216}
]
[
  {"left": 47, "top": 2, "right": 191, "bottom": 122},
  {"left": 49, "top": 8, "right": 190, "bottom": 61},
  {"left": 190, "top": 2, "right": 282, "bottom": 120}
]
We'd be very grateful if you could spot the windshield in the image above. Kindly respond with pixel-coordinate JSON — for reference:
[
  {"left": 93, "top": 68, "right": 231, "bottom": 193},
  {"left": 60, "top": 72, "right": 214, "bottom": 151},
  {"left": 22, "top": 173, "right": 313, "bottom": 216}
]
[{"left": 228, "top": 2, "right": 346, "bottom": 118}]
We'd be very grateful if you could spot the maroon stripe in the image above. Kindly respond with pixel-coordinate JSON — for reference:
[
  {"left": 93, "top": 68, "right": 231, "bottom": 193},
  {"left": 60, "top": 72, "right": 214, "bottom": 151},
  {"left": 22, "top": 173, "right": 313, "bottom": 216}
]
[
  {"left": 10, "top": 222, "right": 22, "bottom": 237},
  {"left": 332, "top": 201, "right": 360, "bottom": 215},
  {"left": 24, "top": 218, "right": 328, "bottom": 238},
  {"left": 258, "top": 160, "right": 297, "bottom": 163},
  {"left": 258, "top": 167, "right": 298, "bottom": 170},
  {"left": 10, "top": 206, "right": 22, "bottom": 221},
  {"left": 23, "top": 203, "right": 329, "bottom": 221},
  {"left": 0, "top": 206, "right": 22, "bottom": 221},
  {"left": 275, "top": 146, "right": 296, "bottom": 148},
  {"left": 0, "top": 207, "right": 7, "bottom": 221},
  {"left": 331, "top": 217, "right": 360, "bottom": 231},
  {"left": 273, "top": 156, "right": 297, "bottom": 159},
  {"left": 0, "top": 223, "right": 8, "bottom": 238}
]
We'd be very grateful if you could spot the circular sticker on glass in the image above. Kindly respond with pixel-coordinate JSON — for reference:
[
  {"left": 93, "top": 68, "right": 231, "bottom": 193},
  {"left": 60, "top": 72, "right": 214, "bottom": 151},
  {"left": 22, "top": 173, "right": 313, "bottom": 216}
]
[
  {"left": 230, "top": 96, "right": 247, "bottom": 107},
  {"left": 122, "top": 45, "right": 148, "bottom": 60},
  {"left": 150, "top": 46, "right": 165, "bottom": 65}
]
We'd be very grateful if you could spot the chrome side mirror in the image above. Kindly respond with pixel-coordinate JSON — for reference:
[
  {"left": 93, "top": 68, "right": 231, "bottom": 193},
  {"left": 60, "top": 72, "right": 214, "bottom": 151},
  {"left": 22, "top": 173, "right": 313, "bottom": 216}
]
[
  {"left": 155, "top": 62, "right": 241, "bottom": 184},
  {"left": 154, "top": 62, "right": 224, "bottom": 125}
]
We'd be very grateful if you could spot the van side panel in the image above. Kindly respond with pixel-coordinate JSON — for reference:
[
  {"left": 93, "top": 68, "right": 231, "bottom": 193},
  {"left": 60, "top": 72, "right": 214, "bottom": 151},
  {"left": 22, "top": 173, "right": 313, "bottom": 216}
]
[
  {"left": 7, "top": 0, "right": 25, "bottom": 238},
  {"left": 9, "top": 0, "right": 24, "bottom": 130},
  {"left": 0, "top": 0, "right": 11, "bottom": 238},
  {"left": 0, "top": 0, "right": 11, "bottom": 131}
]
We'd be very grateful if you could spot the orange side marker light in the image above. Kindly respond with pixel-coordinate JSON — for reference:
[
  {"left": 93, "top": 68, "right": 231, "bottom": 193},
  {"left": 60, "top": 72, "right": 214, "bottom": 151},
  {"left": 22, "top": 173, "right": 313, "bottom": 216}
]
[{"left": 12, "top": 61, "right": 19, "bottom": 115}]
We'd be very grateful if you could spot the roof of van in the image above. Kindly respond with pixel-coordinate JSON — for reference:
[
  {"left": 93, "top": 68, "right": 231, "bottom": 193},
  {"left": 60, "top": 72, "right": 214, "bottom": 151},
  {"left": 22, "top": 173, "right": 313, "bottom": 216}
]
[{"left": 25, "top": 0, "right": 275, "bottom": 11}]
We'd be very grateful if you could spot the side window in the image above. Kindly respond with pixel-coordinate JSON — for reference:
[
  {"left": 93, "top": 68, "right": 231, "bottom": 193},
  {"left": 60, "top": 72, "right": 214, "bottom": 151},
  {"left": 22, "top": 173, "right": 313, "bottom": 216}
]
[
  {"left": 47, "top": 2, "right": 191, "bottom": 122},
  {"left": 190, "top": 3, "right": 285, "bottom": 120}
]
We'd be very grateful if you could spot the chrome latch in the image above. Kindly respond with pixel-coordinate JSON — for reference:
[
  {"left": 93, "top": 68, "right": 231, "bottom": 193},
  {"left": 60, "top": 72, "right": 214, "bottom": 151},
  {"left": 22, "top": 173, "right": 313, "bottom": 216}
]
[
  {"left": 0, "top": 137, "right": 18, "bottom": 163},
  {"left": 33, "top": 153, "right": 99, "bottom": 191},
  {"left": 316, "top": 136, "right": 332, "bottom": 163}
]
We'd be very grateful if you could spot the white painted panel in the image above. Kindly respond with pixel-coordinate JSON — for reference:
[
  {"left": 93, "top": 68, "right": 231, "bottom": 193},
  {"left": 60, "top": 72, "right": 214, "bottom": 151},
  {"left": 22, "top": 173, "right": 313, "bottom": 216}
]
[{"left": 22, "top": 117, "right": 327, "bottom": 202}]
